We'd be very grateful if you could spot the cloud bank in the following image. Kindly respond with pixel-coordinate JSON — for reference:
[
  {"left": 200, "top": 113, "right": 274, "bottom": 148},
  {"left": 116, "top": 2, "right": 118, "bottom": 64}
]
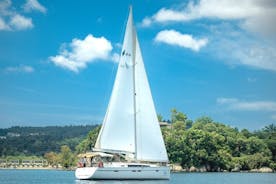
[
  {"left": 142, "top": 0, "right": 276, "bottom": 72},
  {"left": 142, "top": 0, "right": 276, "bottom": 37},
  {"left": 0, "top": 0, "right": 46, "bottom": 31}
]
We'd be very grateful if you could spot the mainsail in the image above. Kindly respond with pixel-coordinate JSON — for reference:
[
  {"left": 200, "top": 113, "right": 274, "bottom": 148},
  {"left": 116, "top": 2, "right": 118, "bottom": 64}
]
[{"left": 94, "top": 7, "right": 168, "bottom": 163}]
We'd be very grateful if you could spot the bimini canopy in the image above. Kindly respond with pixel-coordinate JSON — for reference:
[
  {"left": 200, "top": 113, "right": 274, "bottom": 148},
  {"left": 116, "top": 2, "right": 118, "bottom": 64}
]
[{"left": 77, "top": 152, "right": 113, "bottom": 158}]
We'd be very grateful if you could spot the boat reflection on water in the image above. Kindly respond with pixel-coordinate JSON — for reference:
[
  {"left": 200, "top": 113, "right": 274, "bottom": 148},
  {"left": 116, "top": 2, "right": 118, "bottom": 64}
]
[{"left": 75, "top": 180, "right": 169, "bottom": 184}]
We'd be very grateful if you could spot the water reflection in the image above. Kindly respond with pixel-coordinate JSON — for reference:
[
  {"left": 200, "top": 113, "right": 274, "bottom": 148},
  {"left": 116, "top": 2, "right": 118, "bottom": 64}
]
[{"left": 75, "top": 180, "right": 169, "bottom": 184}]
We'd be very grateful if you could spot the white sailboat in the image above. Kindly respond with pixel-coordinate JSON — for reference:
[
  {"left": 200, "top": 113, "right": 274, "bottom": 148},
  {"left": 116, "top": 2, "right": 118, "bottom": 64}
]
[{"left": 75, "top": 6, "right": 170, "bottom": 180}]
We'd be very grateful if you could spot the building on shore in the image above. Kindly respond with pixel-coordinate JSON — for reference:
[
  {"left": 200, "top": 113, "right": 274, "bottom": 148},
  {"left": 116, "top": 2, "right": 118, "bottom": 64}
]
[
  {"left": 159, "top": 121, "right": 172, "bottom": 128},
  {"left": 0, "top": 159, "right": 48, "bottom": 168}
]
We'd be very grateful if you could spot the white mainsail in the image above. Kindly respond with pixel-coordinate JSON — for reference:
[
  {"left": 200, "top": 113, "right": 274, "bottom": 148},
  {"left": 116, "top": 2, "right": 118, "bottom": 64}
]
[{"left": 94, "top": 7, "right": 168, "bottom": 163}]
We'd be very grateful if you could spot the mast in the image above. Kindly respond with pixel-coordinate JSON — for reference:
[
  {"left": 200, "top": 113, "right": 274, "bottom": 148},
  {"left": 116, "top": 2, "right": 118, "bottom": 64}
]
[
  {"left": 94, "top": 6, "right": 168, "bottom": 163},
  {"left": 130, "top": 6, "right": 138, "bottom": 160}
]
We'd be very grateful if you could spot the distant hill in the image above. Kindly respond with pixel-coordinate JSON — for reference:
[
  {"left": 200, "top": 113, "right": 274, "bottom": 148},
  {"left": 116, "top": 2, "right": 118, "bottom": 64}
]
[{"left": 0, "top": 125, "right": 97, "bottom": 156}]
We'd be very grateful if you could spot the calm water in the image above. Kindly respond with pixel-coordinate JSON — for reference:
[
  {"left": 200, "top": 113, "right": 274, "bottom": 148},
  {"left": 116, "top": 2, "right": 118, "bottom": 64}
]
[{"left": 0, "top": 170, "right": 275, "bottom": 184}]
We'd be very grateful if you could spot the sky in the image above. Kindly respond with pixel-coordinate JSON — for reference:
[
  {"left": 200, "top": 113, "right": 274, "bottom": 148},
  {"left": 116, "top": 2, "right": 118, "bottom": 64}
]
[{"left": 0, "top": 0, "right": 276, "bottom": 130}]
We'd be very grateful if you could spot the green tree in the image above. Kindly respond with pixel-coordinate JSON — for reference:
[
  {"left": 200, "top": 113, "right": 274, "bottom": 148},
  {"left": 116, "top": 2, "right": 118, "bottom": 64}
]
[
  {"left": 171, "top": 108, "right": 187, "bottom": 124},
  {"left": 241, "top": 129, "right": 252, "bottom": 138},
  {"left": 254, "top": 124, "right": 276, "bottom": 161},
  {"left": 59, "top": 145, "right": 75, "bottom": 169},
  {"left": 185, "top": 119, "right": 193, "bottom": 129},
  {"left": 44, "top": 151, "right": 59, "bottom": 167},
  {"left": 245, "top": 136, "right": 271, "bottom": 156},
  {"left": 157, "top": 114, "right": 163, "bottom": 122},
  {"left": 76, "top": 126, "right": 101, "bottom": 153}
]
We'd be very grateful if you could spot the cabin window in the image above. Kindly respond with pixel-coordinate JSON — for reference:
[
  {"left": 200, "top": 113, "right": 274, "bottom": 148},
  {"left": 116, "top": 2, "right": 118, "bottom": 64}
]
[{"left": 128, "top": 164, "right": 150, "bottom": 167}]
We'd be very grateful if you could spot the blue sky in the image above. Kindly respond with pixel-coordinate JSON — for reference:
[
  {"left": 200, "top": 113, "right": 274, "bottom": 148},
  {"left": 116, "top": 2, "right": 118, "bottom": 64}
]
[{"left": 0, "top": 0, "right": 276, "bottom": 130}]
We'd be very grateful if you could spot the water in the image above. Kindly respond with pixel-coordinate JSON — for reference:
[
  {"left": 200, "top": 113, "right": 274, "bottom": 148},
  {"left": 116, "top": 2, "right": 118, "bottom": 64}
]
[{"left": 0, "top": 170, "right": 275, "bottom": 184}]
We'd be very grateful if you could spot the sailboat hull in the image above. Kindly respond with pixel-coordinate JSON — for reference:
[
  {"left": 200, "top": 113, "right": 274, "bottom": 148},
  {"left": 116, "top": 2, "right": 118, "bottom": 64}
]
[{"left": 75, "top": 165, "right": 170, "bottom": 180}]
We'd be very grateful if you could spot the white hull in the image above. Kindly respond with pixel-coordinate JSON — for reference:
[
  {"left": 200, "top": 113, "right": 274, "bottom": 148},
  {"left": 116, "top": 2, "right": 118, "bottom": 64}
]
[{"left": 75, "top": 165, "right": 170, "bottom": 180}]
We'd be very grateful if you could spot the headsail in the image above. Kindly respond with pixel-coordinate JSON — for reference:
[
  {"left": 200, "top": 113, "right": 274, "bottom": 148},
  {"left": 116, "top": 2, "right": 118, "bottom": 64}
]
[
  {"left": 95, "top": 8, "right": 135, "bottom": 154},
  {"left": 94, "top": 7, "right": 168, "bottom": 163}
]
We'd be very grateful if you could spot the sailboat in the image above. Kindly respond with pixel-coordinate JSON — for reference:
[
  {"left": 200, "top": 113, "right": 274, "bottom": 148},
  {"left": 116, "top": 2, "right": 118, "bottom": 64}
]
[{"left": 75, "top": 6, "right": 170, "bottom": 180}]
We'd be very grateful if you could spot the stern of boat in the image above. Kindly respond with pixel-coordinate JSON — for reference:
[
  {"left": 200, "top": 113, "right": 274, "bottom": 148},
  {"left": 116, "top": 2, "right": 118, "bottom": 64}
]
[{"left": 75, "top": 167, "right": 97, "bottom": 180}]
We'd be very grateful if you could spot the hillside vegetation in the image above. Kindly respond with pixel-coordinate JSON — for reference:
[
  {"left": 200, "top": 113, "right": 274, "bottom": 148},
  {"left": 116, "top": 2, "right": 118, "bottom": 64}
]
[{"left": 0, "top": 125, "right": 96, "bottom": 156}]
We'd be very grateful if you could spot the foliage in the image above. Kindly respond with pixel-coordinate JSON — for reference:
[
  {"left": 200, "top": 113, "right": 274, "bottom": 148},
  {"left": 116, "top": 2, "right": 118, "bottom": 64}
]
[
  {"left": 74, "top": 110, "right": 275, "bottom": 171},
  {"left": 254, "top": 124, "right": 276, "bottom": 161},
  {"left": 171, "top": 108, "right": 187, "bottom": 123},
  {"left": 161, "top": 110, "right": 275, "bottom": 171},
  {"left": 59, "top": 145, "right": 76, "bottom": 169},
  {"left": 1, "top": 110, "right": 275, "bottom": 171},
  {"left": 44, "top": 152, "right": 59, "bottom": 167},
  {"left": 44, "top": 145, "right": 77, "bottom": 169},
  {"left": 0, "top": 125, "right": 96, "bottom": 156},
  {"left": 157, "top": 114, "right": 163, "bottom": 122},
  {"left": 75, "top": 126, "right": 101, "bottom": 153}
]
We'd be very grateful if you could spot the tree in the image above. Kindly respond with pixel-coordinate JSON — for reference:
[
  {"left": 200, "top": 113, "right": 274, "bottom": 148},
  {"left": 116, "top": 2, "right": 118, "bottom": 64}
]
[
  {"left": 75, "top": 125, "right": 101, "bottom": 153},
  {"left": 59, "top": 145, "right": 75, "bottom": 169},
  {"left": 264, "top": 124, "right": 276, "bottom": 134},
  {"left": 195, "top": 116, "right": 213, "bottom": 124},
  {"left": 245, "top": 136, "right": 271, "bottom": 156},
  {"left": 185, "top": 119, "right": 193, "bottom": 129},
  {"left": 157, "top": 114, "right": 163, "bottom": 122},
  {"left": 171, "top": 108, "right": 187, "bottom": 123},
  {"left": 254, "top": 123, "right": 276, "bottom": 161},
  {"left": 44, "top": 151, "right": 59, "bottom": 167}
]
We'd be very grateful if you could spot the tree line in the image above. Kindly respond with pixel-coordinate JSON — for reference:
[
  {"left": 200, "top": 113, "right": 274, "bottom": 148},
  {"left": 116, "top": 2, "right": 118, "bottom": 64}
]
[
  {"left": 1, "top": 111, "right": 275, "bottom": 171},
  {"left": 75, "top": 109, "right": 276, "bottom": 171},
  {"left": 161, "top": 109, "right": 275, "bottom": 171}
]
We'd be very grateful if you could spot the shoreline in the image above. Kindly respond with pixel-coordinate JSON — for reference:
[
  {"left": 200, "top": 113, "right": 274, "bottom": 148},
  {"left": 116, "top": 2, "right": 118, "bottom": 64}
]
[
  {"left": 0, "top": 167, "right": 60, "bottom": 170},
  {"left": 0, "top": 167, "right": 274, "bottom": 173}
]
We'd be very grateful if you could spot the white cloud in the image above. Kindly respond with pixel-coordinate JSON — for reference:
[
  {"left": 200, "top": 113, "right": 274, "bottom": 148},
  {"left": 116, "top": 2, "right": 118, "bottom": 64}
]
[
  {"left": 146, "top": 3, "right": 276, "bottom": 72},
  {"left": 141, "top": 9, "right": 187, "bottom": 27},
  {"left": 141, "top": 7, "right": 192, "bottom": 27},
  {"left": 10, "top": 14, "right": 33, "bottom": 30},
  {"left": 154, "top": 29, "right": 208, "bottom": 51},
  {"left": 4, "top": 65, "right": 34, "bottom": 73},
  {"left": 111, "top": 53, "right": 120, "bottom": 63},
  {"left": 236, "top": 45, "right": 276, "bottom": 71},
  {"left": 0, "top": 0, "right": 45, "bottom": 31},
  {"left": 23, "top": 0, "right": 46, "bottom": 13},
  {"left": 49, "top": 34, "right": 113, "bottom": 72},
  {"left": 217, "top": 97, "right": 276, "bottom": 111},
  {"left": 207, "top": 23, "right": 276, "bottom": 72},
  {"left": 141, "top": 17, "right": 152, "bottom": 27},
  {"left": 142, "top": 0, "right": 276, "bottom": 36},
  {"left": 0, "top": 17, "right": 10, "bottom": 30}
]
